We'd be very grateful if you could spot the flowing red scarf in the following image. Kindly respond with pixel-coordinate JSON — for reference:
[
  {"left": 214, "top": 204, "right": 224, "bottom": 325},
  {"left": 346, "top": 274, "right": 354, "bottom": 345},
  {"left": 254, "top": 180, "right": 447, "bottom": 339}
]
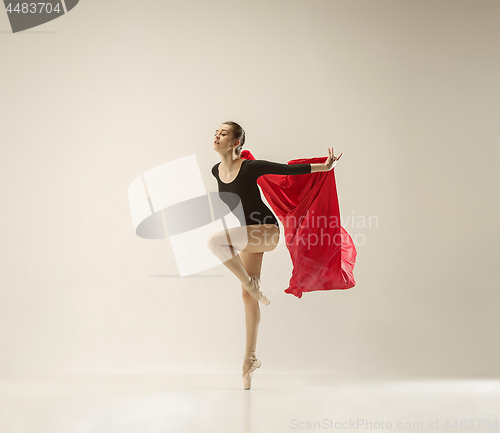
[{"left": 240, "top": 150, "right": 357, "bottom": 298}]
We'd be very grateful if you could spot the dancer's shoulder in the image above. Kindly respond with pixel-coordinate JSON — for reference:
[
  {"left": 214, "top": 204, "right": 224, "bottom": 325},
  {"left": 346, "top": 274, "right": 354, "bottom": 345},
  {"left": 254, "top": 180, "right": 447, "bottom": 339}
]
[{"left": 211, "top": 162, "right": 220, "bottom": 177}]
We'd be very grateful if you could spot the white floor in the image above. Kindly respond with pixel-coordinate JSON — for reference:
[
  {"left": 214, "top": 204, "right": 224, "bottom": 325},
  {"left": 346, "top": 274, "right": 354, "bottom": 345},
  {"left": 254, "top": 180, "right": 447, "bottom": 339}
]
[{"left": 1, "top": 373, "right": 499, "bottom": 433}]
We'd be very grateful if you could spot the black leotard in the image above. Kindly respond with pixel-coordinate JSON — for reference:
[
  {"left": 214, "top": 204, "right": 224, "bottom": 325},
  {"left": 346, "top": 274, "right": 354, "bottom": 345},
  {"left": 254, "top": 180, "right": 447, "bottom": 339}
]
[{"left": 212, "top": 159, "right": 311, "bottom": 228}]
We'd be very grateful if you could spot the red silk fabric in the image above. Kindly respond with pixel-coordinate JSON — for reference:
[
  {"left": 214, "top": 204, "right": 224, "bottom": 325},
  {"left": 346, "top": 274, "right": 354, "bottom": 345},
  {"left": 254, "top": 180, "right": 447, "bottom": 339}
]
[{"left": 240, "top": 150, "right": 357, "bottom": 298}]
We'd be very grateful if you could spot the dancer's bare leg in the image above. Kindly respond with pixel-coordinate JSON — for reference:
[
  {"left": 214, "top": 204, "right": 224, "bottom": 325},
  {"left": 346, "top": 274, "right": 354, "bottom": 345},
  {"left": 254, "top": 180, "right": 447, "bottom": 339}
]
[
  {"left": 239, "top": 251, "right": 264, "bottom": 374},
  {"left": 207, "top": 224, "right": 279, "bottom": 381},
  {"left": 206, "top": 224, "right": 279, "bottom": 286}
]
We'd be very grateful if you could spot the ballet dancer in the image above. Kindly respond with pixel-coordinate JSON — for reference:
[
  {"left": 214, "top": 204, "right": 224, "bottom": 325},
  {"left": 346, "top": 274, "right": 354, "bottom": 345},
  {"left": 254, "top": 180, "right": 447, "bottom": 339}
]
[{"left": 207, "top": 121, "right": 342, "bottom": 389}]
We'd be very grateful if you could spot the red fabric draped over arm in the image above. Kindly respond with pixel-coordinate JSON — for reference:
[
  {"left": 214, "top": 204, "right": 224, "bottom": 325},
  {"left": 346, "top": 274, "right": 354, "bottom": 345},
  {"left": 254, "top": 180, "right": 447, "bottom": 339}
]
[{"left": 240, "top": 150, "right": 357, "bottom": 298}]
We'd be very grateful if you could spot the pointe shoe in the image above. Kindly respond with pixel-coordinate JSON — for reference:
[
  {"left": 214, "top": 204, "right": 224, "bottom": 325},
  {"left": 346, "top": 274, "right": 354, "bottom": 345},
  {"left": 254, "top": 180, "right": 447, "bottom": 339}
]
[
  {"left": 242, "top": 352, "right": 261, "bottom": 390},
  {"left": 244, "top": 275, "right": 271, "bottom": 306}
]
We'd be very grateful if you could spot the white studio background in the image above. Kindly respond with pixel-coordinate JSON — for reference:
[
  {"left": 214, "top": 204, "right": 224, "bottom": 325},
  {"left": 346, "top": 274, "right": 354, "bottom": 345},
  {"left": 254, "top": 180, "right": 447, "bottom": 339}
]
[{"left": 0, "top": 0, "right": 499, "bottom": 376}]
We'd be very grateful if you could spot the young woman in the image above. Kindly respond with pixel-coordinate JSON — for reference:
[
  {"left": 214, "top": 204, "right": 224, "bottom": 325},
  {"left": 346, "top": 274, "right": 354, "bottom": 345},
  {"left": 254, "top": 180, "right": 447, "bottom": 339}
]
[{"left": 207, "top": 121, "right": 342, "bottom": 390}]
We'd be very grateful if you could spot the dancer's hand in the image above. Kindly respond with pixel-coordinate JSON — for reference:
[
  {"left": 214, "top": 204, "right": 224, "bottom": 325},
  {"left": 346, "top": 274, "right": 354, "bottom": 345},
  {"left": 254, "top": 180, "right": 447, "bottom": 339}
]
[{"left": 325, "top": 147, "right": 343, "bottom": 170}]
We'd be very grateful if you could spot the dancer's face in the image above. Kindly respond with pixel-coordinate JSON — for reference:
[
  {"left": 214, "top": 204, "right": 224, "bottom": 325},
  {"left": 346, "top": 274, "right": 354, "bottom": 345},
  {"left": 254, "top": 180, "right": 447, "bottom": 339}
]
[{"left": 214, "top": 124, "right": 239, "bottom": 153}]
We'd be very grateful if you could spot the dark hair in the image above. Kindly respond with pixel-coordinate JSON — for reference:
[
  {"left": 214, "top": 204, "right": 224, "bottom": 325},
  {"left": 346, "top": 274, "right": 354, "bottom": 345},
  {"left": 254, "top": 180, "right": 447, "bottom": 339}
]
[{"left": 223, "top": 121, "right": 245, "bottom": 156}]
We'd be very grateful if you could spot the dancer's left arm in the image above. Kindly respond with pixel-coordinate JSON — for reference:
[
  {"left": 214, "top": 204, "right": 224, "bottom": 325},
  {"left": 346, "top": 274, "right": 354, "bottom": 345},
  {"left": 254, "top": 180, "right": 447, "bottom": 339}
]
[
  {"left": 249, "top": 160, "right": 311, "bottom": 178},
  {"left": 310, "top": 147, "right": 343, "bottom": 172}
]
